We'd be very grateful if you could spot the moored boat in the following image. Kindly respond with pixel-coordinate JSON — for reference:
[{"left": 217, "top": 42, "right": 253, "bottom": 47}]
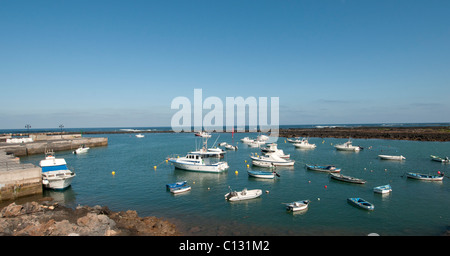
[
  {"left": 250, "top": 153, "right": 295, "bottom": 167},
  {"left": 166, "top": 180, "right": 187, "bottom": 190},
  {"left": 329, "top": 173, "right": 366, "bottom": 184},
  {"left": 430, "top": 155, "right": 449, "bottom": 163},
  {"left": 406, "top": 172, "right": 444, "bottom": 181},
  {"left": 247, "top": 170, "right": 279, "bottom": 179},
  {"left": 285, "top": 200, "right": 310, "bottom": 212},
  {"left": 73, "top": 145, "right": 90, "bottom": 154},
  {"left": 135, "top": 134, "right": 145, "bottom": 138},
  {"left": 305, "top": 164, "right": 341, "bottom": 173},
  {"left": 224, "top": 144, "right": 238, "bottom": 150},
  {"left": 293, "top": 138, "right": 316, "bottom": 149},
  {"left": 170, "top": 185, "right": 191, "bottom": 194},
  {"left": 39, "top": 151, "right": 76, "bottom": 190},
  {"left": 378, "top": 155, "right": 405, "bottom": 161},
  {"left": 347, "top": 197, "right": 374, "bottom": 211},
  {"left": 168, "top": 153, "right": 229, "bottom": 173},
  {"left": 373, "top": 184, "right": 392, "bottom": 194},
  {"left": 225, "top": 187, "right": 262, "bottom": 201},
  {"left": 335, "top": 139, "right": 362, "bottom": 151}
]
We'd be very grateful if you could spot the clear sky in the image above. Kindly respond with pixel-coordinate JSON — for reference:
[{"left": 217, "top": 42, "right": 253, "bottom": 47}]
[{"left": 1, "top": 0, "right": 449, "bottom": 129}]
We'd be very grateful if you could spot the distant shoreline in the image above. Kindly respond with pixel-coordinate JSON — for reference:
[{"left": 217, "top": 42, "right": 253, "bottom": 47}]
[{"left": 3, "top": 125, "right": 449, "bottom": 142}]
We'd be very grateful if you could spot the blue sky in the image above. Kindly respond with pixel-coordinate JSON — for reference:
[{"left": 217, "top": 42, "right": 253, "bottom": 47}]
[{"left": 1, "top": 0, "right": 449, "bottom": 129}]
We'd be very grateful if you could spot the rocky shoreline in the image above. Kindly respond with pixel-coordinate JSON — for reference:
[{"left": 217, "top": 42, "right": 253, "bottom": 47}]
[
  {"left": 279, "top": 126, "right": 450, "bottom": 142},
  {"left": 0, "top": 198, "right": 179, "bottom": 236}
]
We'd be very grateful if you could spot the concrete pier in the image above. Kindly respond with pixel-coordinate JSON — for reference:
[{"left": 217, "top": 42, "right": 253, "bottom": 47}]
[
  {"left": 0, "top": 134, "right": 108, "bottom": 157},
  {"left": 0, "top": 150, "right": 42, "bottom": 201}
]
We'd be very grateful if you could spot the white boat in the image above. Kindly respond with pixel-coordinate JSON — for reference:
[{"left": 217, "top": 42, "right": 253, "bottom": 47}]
[
  {"left": 225, "top": 187, "right": 262, "bottom": 201},
  {"left": 73, "top": 145, "right": 89, "bottom": 154},
  {"left": 247, "top": 170, "right": 279, "bottom": 179},
  {"left": 135, "top": 134, "right": 145, "bottom": 138},
  {"left": 293, "top": 138, "right": 316, "bottom": 149},
  {"left": 373, "top": 184, "right": 392, "bottom": 194},
  {"left": 286, "top": 138, "right": 302, "bottom": 143},
  {"left": 430, "top": 155, "right": 450, "bottom": 163},
  {"left": 285, "top": 200, "right": 310, "bottom": 212},
  {"left": 168, "top": 153, "right": 229, "bottom": 173},
  {"left": 224, "top": 144, "right": 238, "bottom": 150},
  {"left": 378, "top": 155, "right": 405, "bottom": 161},
  {"left": 39, "top": 151, "right": 76, "bottom": 190},
  {"left": 191, "top": 137, "right": 226, "bottom": 158},
  {"left": 195, "top": 131, "right": 212, "bottom": 138},
  {"left": 406, "top": 172, "right": 444, "bottom": 181},
  {"left": 335, "top": 139, "right": 362, "bottom": 151},
  {"left": 257, "top": 134, "right": 269, "bottom": 141},
  {"left": 250, "top": 153, "right": 295, "bottom": 167},
  {"left": 261, "top": 143, "right": 290, "bottom": 158},
  {"left": 171, "top": 185, "right": 191, "bottom": 194},
  {"left": 241, "top": 137, "right": 255, "bottom": 143}
]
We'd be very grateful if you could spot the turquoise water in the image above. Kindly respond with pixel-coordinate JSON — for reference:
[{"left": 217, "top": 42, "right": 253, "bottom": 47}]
[{"left": 20, "top": 133, "right": 450, "bottom": 235}]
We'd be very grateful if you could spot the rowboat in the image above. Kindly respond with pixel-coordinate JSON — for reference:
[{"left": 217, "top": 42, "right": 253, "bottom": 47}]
[
  {"left": 347, "top": 198, "right": 374, "bottom": 211},
  {"left": 373, "top": 184, "right": 392, "bottom": 194},
  {"left": 378, "top": 155, "right": 405, "bottom": 161},
  {"left": 285, "top": 200, "right": 310, "bottom": 212},
  {"left": 406, "top": 172, "right": 444, "bottom": 181},
  {"left": 247, "top": 170, "right": 279, "bottom": 179},
  {"left": 430, "top": 155, "right": 449, "bottom": 163},
  {"left": 305, "top": 164, "right": 341, "bottom": 173},
  {"left": 225, "top": 187, "right": 262, "bottom": 202},
  {"left": 329, "top": 173, "right": 366, "bottom": 184},
  {"left": 166, "top": 180, "right": 187, "bottom": 190},
  {"left": 170, "top": 185, "right": 191, "bottom": 194}
]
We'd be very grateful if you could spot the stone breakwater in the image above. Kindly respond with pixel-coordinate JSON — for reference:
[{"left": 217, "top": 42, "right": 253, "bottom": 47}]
[
  {"left": 0, "top": 199, "right": 179, "bottom": 236},
  {"left": 279, "top": 126, "right": 450, "bottom": 142}
]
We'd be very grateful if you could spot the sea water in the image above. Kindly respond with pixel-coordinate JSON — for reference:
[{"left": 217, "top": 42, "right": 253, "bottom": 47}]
[{"left": 18, "top": 132, "right": 450, "bottom": 235}]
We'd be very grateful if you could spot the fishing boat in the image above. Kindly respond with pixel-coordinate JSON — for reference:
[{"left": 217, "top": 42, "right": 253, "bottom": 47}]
[
  {"left": 39, "top": 150, "right": 76, "bottom": 190},
  {"left": 347, "top": 198, "right": 374, "bottom": 211},
  {"left": 73, "top": 144, "right": 90, "bottom": 154},
  {"left": 430, "top": 155, "right": 449, "bottom": 163},
  {"left": 171, "top": 185, "right": 191, "bottom": 194},
  {"left": 378, "top": 155, "right": 405, "bottom": 161},
  {"left": 166, "top": 180, "right": 187, "bottom": 190},
  {"left": 373, "top": 184, "right": 392, "bottom": 194},
  {"left": 135, "top": 134, "right": 145, "bottom": 138},
  {"left": 168, "top": 153, "right": 229, "bottom": 173},
  {"left": 293, "top": 138, "right": 316, "bottom": 149},
  {"left": 286, "top": 137, "right": 302, "bottom": 143},
  {"left": 250, "top": 153, "right": 295, "bottom": 167},
  {"left": 247, "top": 170, "right": 279, "bottom": 179},
  {"left": 241, "top": 137, "right": 254, "bottom": 143},
  {"left": 285, "top": 200, "right": 310, "bottom": 212},
  {"left": 225, "top": 187, "right": 262, "bottom": 202},
  {"left": 305, "top": 164, "right": 341, "bottom": 173},
  {"left": 335, "top": 139, "right": 362, "bottom": 151},
  {"left": 261, "top": 143, "right": 290, "bottom": 158},
  {"left": 329, "top": 173, "right": 366, "bottom": 184},
  {"left": 406, "top": 172, "right": 444, "bottom": 181}
]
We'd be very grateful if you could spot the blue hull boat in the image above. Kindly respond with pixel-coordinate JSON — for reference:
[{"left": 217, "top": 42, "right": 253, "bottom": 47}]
[
  {"left": 166, "top": 180, "right": 187, "bottom": 189},
  {"left": 347, "top": 198, "right": 374, "bottom": 211}
]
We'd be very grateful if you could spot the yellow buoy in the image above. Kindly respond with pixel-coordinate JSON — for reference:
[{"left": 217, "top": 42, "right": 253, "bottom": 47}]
[
  {"left": 235, "top": 170, "right": 238, "bottom": 175},
  {"left": 244, "top": 160, "right": 247, "bottom": 163},
  {"left": 165, "top": 159, "right": 168, "bottom": 163},
  {"left": 112, "top": 171, "right": 115, "bottom": 175},
  {"left": 154, "top": 166, "right": 157, "bottom": 170},
  {"left": 246, "top": 164, "right": 249, "bottom": 168}
]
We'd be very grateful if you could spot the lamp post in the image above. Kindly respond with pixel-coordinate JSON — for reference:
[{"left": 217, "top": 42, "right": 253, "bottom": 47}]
[
  {"left": 25, "top": 124, "right": 31, "bottom": 134},
  {"left": 59, "top": 124, "right": 64, "bottom": 138}
]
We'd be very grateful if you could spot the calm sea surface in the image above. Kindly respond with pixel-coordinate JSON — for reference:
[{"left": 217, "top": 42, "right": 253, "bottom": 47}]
[{"left": 18, "top": 132, "right": 450, "bottom": 235}]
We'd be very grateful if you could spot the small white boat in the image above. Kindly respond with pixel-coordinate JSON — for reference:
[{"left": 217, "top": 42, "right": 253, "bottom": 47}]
[
  {"left": 171, "top": 185, "right": 191, "bottom": 194},
  {"left": 430, "top": 155, "right": 449, "bottom": 163},
  {"left": 247, "top": 170, "right": 279, "bottom": 179},
  {"left": 39, "top": 151, "right": 76, "bottom": 190},
  {"left": 406, "top": 172, "right": 444, "bottom": 181},
  {"left": 285, "top": 200, "right": 310, "bottom": 212},
  {"left": 379, "top": 155, "right": 405, "bottom": 161},
  {"left": 225, "top": 187, "right": 262, "bottom": 201},
  {"left": 135, "top": 134, "right": 145, "bottom": 138},
  {"left": 195, "top": 131, "right": 212, "bottom": 138},
  {"left": 373, "top": 184, "right": 392, "bottom": 194},
  {"left": 286, "top": 138, "right": 302, "bottom": 143},
  {"left": 261, "top": 144, "right": 289, "bottom": 158},
  {"left": 224, "top": 144, "right": 238, "bottom": 150},
  {"left": 73, "top": 145, "right": 90, "bottom": 154},
  {"left": 293, "top": 138, "right": 316, "bottom": 149},
  {"left": 250, "top": 153, "right": 295, "bottom": 167},
  {"left": 241, "top": 137, "right": 254, "bottom": 143},
  {"left": 168, "top": 153, "right": 229, "bottom": 173},
  {"left": 335, "top": 139, "right": 362, "bottom": 151}
]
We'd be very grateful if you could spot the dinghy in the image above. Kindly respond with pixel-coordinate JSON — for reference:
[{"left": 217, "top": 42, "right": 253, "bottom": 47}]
[
  {"left": 247, "top": 170, "right": 279, "bottom": 179},
  {"left": 225, "top": 187, "right": 262, "bottom": 201},
  {"left": 170, "top": 185, "right": 191, "bottom": 194},
  {"left": 305, "top": 164, "right": 341, "bottom": 173},
  {"left": 430, "top": 155, "right": 449, "bottom": 163},
  {"left": 406, "top": 172, "right": 444, "bottom": 181},
  {"left": 166, "top": 181, "right": 187, "bottom": 190},
  {"left": 378, "top": 155, "right": 405, "bottom": 161},
  {"left": 285, "top": 200, "right": 310, "bottom": 212},
  {"left": 373, "top": 184, "right": 392, "bottom": 194},
  {"left": 347, "top": 198, "right": 374, "bottom": 211}
]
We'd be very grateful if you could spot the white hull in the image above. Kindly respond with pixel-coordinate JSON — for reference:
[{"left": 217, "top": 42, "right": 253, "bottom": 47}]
[
  {"left": 335, "top": 145, "right": 360, "bottom": 151},
  {"left": 171, "top": 186, "right": 191, "bottom": 194},
  {"left": 286, "top": 200, "right": 310, "bottom": 212},
  {"left": 250, "top": 154, "right": 295, "bottom": 167},
  {"left": 74, "top": 147, "right": 89, "bottom": 154},
  {"left": 225, "top": 189, "right": 262, "bottom": 201},
  {"left": 42, "top": 171, "right": 76, "bottom": 190},
  {"left": 379, "top": 155, "right": 405, "bottom": 161},
  {"left": 293, "top": 143, "right": 316, "bottom": 149},
  {"left": 373, "top": 185, "right": 392, "bottom": 194},
  {"left": 171, "top": 160, "right": 229, "bottom": 173}
]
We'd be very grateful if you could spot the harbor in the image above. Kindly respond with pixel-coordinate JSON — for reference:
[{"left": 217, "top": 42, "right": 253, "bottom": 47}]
[{"left": 1, "top": 129, "right": 447, "bottom": 236}]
